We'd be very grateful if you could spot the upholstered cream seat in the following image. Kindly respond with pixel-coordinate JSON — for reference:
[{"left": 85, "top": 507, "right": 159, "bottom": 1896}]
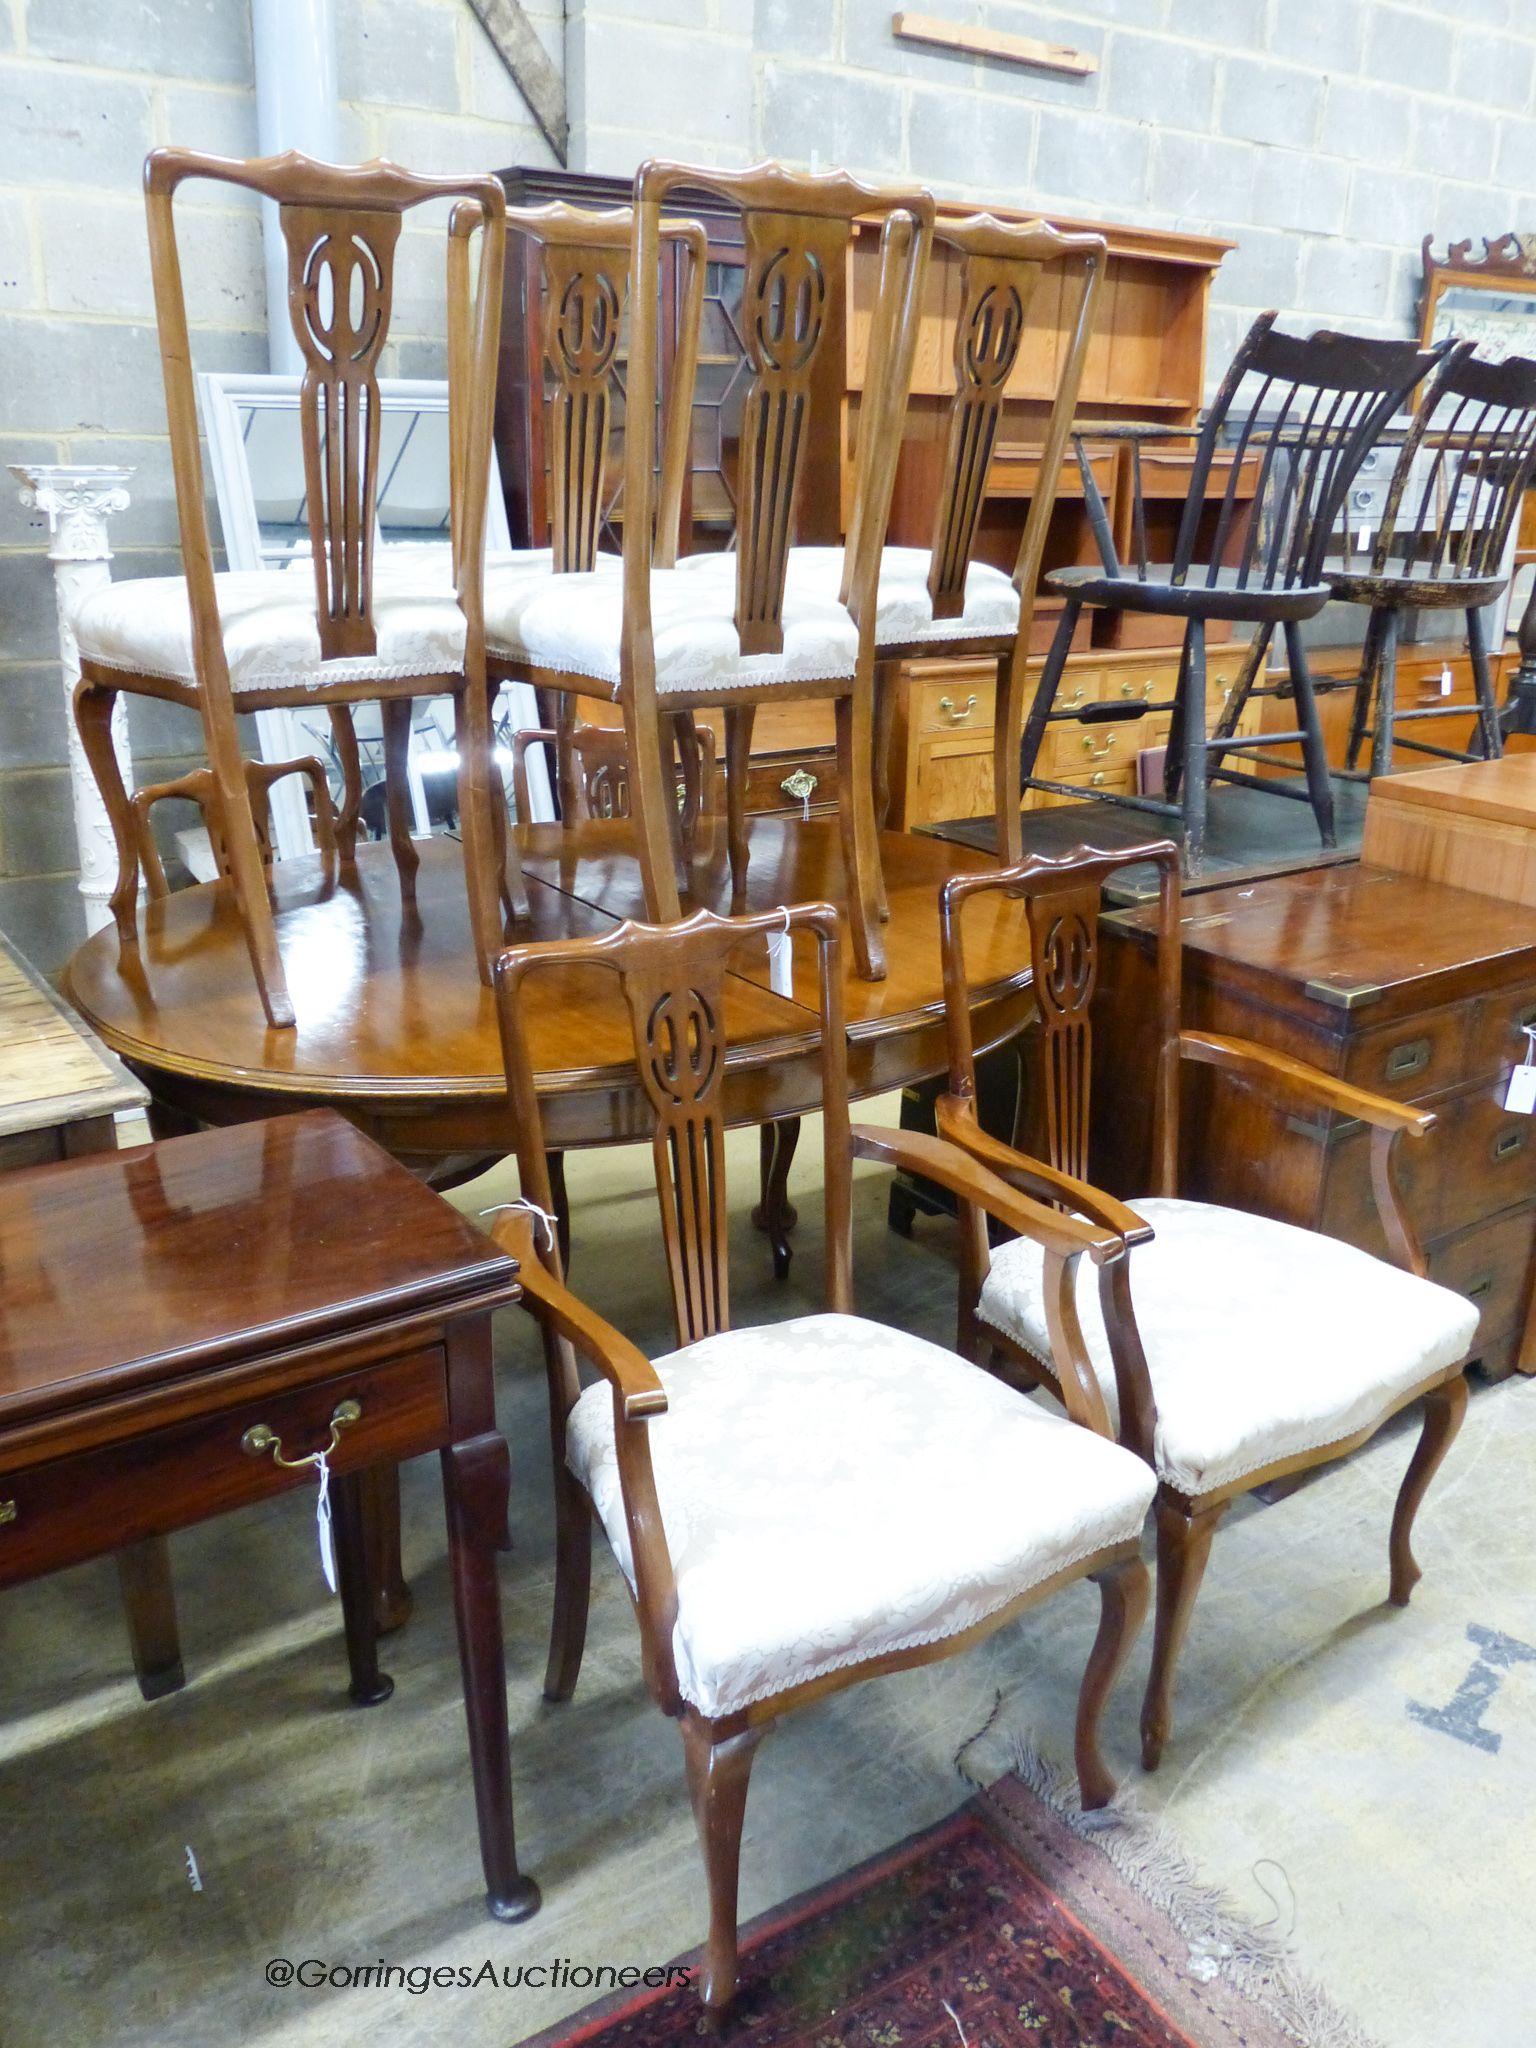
[
  {"left": 483, "top": 559, "right": 860, "bottom": 696},
  {"left": 564, "top": 1310, "right": 1156, "bottom": 1719},
  {"left": 976, "top": 1197, "right": 1479, "bottom": 1497},
  {"left": 677, "top": 543, "right": 1021, "bottom": 646}
]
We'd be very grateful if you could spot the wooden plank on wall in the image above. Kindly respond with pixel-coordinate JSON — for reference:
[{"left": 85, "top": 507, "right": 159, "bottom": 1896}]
[
  {"left": 468, "top": 0, "right": 569, "bottom": 165},
  {"left": 890, "top": 11, "right": 1097, "bottom": 77}
]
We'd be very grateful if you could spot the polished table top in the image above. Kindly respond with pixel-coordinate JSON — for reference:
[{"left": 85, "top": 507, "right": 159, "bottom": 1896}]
[{"left": 64, "top": 817, "right": 1034, "bottom": 1161}]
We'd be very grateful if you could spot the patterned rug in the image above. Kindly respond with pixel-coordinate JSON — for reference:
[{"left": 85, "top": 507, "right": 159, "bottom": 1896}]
[{"left": 529, "top": 1772, "right": 1312, "bottom": 2048}]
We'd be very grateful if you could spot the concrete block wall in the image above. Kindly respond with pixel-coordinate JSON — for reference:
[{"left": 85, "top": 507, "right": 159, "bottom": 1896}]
[{"left": 0, "top": 0, "right": 557, "bottom": 971}]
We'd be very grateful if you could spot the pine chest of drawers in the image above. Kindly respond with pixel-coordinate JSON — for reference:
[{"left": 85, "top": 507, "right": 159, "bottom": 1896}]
[{"left": 1094, "top": 863, "right": 1536, "bottom": 1379}]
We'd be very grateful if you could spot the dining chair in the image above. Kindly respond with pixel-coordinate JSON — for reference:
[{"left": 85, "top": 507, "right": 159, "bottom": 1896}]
[
  {"left": 936, "top": 841, "right": 1479, "bottom": 1769},
  {"left": 489, "top": 902, "right": 1156, "bottom": 2015},
  {"left": 1332, "top": 342, "right": 1536, "bottom": 778},
  {"left": 510, "top": 720, "right": 717, "bottom": 832},
  {"left": 484, "top": 160, "right": 937, "bottom": 981},
  {"left": 1019, "top": 316, "right": 1454, "bottom": 873},
  {"left": 70, "top": 148, "right": 510, "bottom": 1027}
]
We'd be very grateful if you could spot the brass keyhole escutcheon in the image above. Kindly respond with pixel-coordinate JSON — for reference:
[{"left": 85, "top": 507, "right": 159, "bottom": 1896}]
[{"left": 242, "top": 1398, "right": 362, "bottom": 1470}]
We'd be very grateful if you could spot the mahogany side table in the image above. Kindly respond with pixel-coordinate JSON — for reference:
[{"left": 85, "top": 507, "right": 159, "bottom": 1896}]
[{"left": 0, "top": 1108, "right": 538, "bottom": 1922}]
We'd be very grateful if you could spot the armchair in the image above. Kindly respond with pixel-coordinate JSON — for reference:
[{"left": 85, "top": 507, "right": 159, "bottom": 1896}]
[
  {"left": 490, "top": 901, "right": 1156, "bottom": 2014},
  {"left": 937, "top": 841, "right": 1479, "bottom": 1769}
]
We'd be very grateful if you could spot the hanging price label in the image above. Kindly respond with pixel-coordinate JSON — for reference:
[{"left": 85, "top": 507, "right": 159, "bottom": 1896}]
[
  {"left": 1440, "top": 665, "right": 1454, "bottom": 696},
  {"left": 767, "top": 919, "right": 794, "bottom": 998},
  {"left": 1505, "top": 1025, "right": 1536, "bottom": 1115}
]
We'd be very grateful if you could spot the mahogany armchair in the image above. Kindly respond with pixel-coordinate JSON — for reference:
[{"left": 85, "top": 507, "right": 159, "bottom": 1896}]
[
  {"left": 72, "top": 148, "right": 511, "bottom": 1028},
  {"left": 936, "top": 842, "right": 1478, "bottom": 1770},
  {"left": 489, "top": 903, "right": 1156, "bottom": 2015}
]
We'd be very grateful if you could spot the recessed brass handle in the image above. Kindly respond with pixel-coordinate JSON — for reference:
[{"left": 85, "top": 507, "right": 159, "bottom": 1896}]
[
  {"left": 1120, "top": 678, "right": 1156, "bottom": 700},
  {"left": 938, "top": 692, "right": 978, "bottom": 724},
  {"left": 1493, "top": 1127, "right": 1525, "bottom": 1162},
  {"left": 1466, "top": 1274, "right": 1492, "bottom": 1300},
  {"left": 0, "top": 1500, "right": 15, "bottom": 1527},
  {"left": 242, "top": 1398, "right": 361, "bottom": 1470},
  {"left": 1385, "top": 1037, "right": 1431, "bottom": 1080},
  {"left": 1081, "top": 732, "right": 1118, "bottom": 760}
]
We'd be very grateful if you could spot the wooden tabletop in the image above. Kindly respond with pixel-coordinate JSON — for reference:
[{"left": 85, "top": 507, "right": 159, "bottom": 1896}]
[
  {"left": 0, "top": 1111, "right": 516, "bottom": 1432},
  {"left": 63, "top": 818, "right": 1033, "bottom": 1162},
  {"left": 1367, "top": 754, "right": 1536, "bottom": 827},
  {"left": 0, "top": 933, "right": 145, "bottom": 1136}
]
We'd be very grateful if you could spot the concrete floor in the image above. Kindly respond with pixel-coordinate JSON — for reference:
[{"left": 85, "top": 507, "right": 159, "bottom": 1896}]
[{"left": 1, "top": 1110, "right": 1532, "bottom": 2048}]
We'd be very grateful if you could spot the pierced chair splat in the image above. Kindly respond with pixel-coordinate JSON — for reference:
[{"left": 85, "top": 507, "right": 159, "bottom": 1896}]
[
  {"left": 1330, "top": 342, "right": 1536, "bottom": 777},
  {"left": 485, "top": 160, "right": 938, "bottom": 981},
  {"left": 1019, "top": 315, "right": 1454, "bottom": 873},
  {"left": 936, "top": 841, "right": 1478, "bottom": 1770},
  {"left": 488, "top": 901, "right": 1155, "bottom": 2016},
  {"left": 72, "top": 147, "right": 512, "bottom": 1028}
]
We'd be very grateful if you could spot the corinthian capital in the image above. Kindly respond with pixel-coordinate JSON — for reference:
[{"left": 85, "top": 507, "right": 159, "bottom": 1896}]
[{"left": 11, "top": 463, "right": 135, "bottom": 562}]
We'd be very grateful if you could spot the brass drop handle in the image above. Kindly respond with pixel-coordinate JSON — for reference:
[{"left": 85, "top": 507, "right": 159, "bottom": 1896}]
[
  {"left": 242, "top": 1398, "right": 361, "bottom": 1470},
  {"left": 1062, "top": 682, "right": 1089, "bottom": 707},
  {"left": 1120, "top": 678, "right": 1155, "bottom": 700},
  {"left": 0, "top": 1499, "right": 15, "bottom": 1527},
  {"left": 1081, "top": 732, "right": 1118, "bottom": 760},
  {"left": 938, "top": 692, "right": 978, "bottom": 724}
]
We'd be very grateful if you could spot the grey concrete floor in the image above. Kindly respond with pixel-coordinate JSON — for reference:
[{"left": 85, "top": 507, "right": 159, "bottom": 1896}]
[{"left": 0, "top": 1110, "right": 1532, "bottom": 2048}]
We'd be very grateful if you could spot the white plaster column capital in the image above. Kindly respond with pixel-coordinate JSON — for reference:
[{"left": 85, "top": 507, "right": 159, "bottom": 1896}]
[{"left": 11, "top": 462, "right": 135, "bottom": 565}]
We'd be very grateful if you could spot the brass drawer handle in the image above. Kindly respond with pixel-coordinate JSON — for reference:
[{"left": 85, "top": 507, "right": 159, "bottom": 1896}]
[
  {"left": 938, "top": 692, "right": 978, "bottom": 724},
  {"left": 242, "top": 1398, "right": 361, "bottom": 1470},
  {"left": 1385, "top": 1037, "right": 1431, "bottom": 1080},
  {"left": 779, "top": 768, "right": 818, "bottom": 804},
  {"left": 0, "top": 1499, "right": 15, "bottom": 1527},
  {"left": 1062, "top": 682, "right": 1089, "bottom": 707},
  {"left": 1120, "top": 678, "right": 1156, "bottom": 700},
  {"left": 1493, "top": 1127, "right": 1526, "bottom": 1162},
  {"left": 1081, "top": 732, "right": 1119, "bottom": 760},
  {"left": 1090, "top": 770, "right": 1109, "bottom": 787},
  {"left": 1466, "top": 1274, "right": 1493, "bottom": 1301}
]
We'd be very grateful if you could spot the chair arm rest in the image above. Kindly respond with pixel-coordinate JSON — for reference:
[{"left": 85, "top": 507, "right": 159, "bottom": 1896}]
[
  {"left": 1178, "top": 1031, "right": 1435, "bottom": 1138},
  {"left": 850, "top": 1123, "right": 1124, "bottom": 1263},
  {"left": 489, "top": 1210, "right": 668, "bottom": 1421},
  {"left": 933, "top": 1097, "right": 1155, "bottom": 1246}
]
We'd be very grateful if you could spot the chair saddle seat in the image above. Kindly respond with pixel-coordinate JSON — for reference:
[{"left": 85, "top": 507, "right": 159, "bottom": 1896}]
[
  {"left": 484, "top": 557, "right": 859, "bottom": 696},
  {"left": 976, "top": 1198, "right": 1478, "bottom": 1496},
  {"left": 565, "top": 1311, "right": 1155, "bottom": 1717},
  {"left": 1047, "top": 563, "right": 1332, "bottom": 624},
  {"left": 1323, "top": 564, "right": 1508, "bottom": 610},
  {"left": 678, "top": 544, "right": 1020, "bottom": 648}
]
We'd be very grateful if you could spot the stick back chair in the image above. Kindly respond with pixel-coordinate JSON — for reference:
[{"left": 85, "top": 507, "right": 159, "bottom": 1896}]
[
  {"left": 1019, "top": 316, "right": 1453, "bottom": 874},
  {"left": 71, "top": 148, "right": 509, "bottom": 1027},
  {"left": 1331, "top": 342, "right": 1536, "bottom": 778},
  {"left": 484, "top": 161, "right": 937, "bottom": 981},
  {"left": 488, "top": 902, "right": 1156, "bottom": 2015},
  {"left": 936, "top": 843, "right": 1478, "bottom": 1769}
]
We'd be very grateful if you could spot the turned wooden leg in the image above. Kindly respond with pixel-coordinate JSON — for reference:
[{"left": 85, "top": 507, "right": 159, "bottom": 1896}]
[
  {"left": 836, "top": 689, "right": 887, "bottom": 981},
  {"left": 361, "top": 1460, "right": 413, "bottom": 1634},
  {"left": 622, "top": 691, "right": 684, "bottom": 923},
  {"left": 328, "top": 706, "right": 363, "bottom": 868},
  {"left": 331, "top": 1466, "right": 395, "bottom": 1707},
  {"left": 1077, "top": 1552, "right": 1151, "bottom": 1810},
  {"left": 724, "top": 705, "right": 755, "bottom": 914},
  {"left": 751, "top": 1116, "right": 801, "bottom": 1280},
  {"left": 115, "top": 1535, "right": 184, "bottom": 1702},
  {"left": 543, "top": 1464, "right": 593, "bottom": 1703},
  {"left": 73, "top": 680, "right": 142, "bottom": 952},
  {"left": 380, "top": 697, "right": 421, "bottom": 907},
  {"left": 1390, "top": 1373, "right": 1469, "bottom": 1606},
  {"left": 442, "top": 1430, "right": 541, "bottom": 1922},
  {"left": 680, "top": 1713, "right": 768, "bottom": 2016},
  {"left": 1140, "top": 1491, "right": 1228, "bottom": 1770}
]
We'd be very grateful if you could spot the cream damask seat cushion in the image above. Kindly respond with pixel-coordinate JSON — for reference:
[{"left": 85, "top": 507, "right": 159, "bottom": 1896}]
[
  {"left": 977, "top": 1198, "right": 1479, "bottom": 1497},
  {"left": 483, "top": 560, "right": 859, "bottom": 695},
  {"left": 564, "top": 1310, "right": 1156, "bottom": 1718},
  {"left": 72, "top": 546, "right": 570, "bottom": 697},
  {"left": 676, "top": 543, "right": 1020, "bottom": 645}
]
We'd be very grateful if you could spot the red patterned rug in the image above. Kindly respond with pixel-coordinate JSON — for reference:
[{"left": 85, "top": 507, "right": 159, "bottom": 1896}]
[{"left": 528, "top": 1774, "right": 1310, "bottom": 2047}]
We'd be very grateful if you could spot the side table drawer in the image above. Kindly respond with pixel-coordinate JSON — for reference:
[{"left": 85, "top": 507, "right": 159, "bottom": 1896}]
[
  {"left": 0, "top": 1347, "right": 449, "bottom": 1586},
  {"left": 1468, "top": 982, "right": 1536, "bottom": 1086}
]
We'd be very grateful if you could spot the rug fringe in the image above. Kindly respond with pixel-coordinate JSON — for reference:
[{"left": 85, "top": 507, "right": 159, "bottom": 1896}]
[{"left": 996, "top": 1739, "right": 1386, "bottom": 2048}]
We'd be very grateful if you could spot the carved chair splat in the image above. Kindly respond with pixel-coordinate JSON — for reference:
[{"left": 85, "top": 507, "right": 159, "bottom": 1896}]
[
  {"left": 490, "top": 901, "right": 1157, "bottom": 2016},
  {"left": 72, "top": 147, "right": 511, "bottom": 1027},
  {"left": 937, "top": 841, "right": 1478, "bottom": 1769}
]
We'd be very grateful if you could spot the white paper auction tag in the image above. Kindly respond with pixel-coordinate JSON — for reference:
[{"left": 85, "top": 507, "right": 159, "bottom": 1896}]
[
  {"left": 1505, "top": 1027, "right": 1536, "bottom": 1115},
  {"left": 767, "top": 927, "right": 794, "bottom": 998},
  {"left": 1355, "top": 525, "right": 1371, "bottom": 554},
  {"left": 1440, "top": 665, "right": 1454, "bottom": 696},
  {"left": 315, "top": 1452, "right": 337, "bottom": 1593}
]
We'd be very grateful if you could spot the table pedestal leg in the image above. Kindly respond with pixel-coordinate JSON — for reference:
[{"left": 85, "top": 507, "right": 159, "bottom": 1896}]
[{"left": 115, "top": 1535, "right": 184, "bottom": 1701}]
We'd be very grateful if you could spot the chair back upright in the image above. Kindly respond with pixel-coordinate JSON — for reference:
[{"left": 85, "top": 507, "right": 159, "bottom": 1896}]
[
  {"left": 623, "top": 159, "right": 936, "bottom": 671},
  {"left": 501, "top": 202, "right": 707, "bottom": 574},
  {"left": 1368, "top": 342, "right": 1536, "bottom": 584},
  {"left": 939, "top": 842, "right": 1183, "bottom": 1192},
  {"left": 144, "top": 147, "right": 507, "bottom": 699},
  {"left": 495, "top": 904, "right": 853, "bottom": 1349}
]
